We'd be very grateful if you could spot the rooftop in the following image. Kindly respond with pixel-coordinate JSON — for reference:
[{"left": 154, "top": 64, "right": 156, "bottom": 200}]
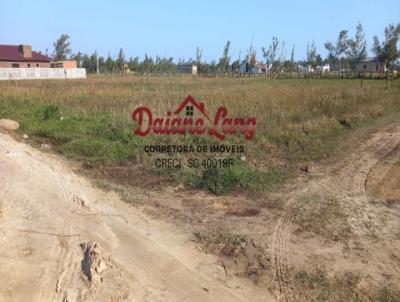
[
  {"left": 359, "top": 57, "right": 381, "bottom": 63},
  {"left": 0, "top": 44, "right": 51, "bottom": 62}
]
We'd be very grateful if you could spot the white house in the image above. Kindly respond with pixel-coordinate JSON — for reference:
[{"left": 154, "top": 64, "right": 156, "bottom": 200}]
[
  {"left": 239, "top": 60, "right": 266, "bottom": 74},
  {"left": 355, "top": 57, "right": 386, "bottom": 73},
  {"left": 315, "top": 64, "right": 330, "bottom": 73},
  {"left": 298, "top": 65, "right": 314, "bottom": 73}
]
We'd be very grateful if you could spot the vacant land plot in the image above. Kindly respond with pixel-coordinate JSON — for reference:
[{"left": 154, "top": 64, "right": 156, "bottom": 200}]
[
  {"left": 1, "top": 76, "right": 400, "bottom": 301},
  {"left": 0, "top": 76, "right": 399, "bottom": 193}
]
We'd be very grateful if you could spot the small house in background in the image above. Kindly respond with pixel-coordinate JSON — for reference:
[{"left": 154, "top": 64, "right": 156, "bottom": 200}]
[
  {"left": 51, "top": 60, "right": 77, "bottom": 69},
  {"left": 0, "top": 43, "right": 86, "bottom": 80},
  {"left": 355, "top": 57, "right": 387, "bottom": 73},
  {"left": 298, "top": 65, "right": 314, "bottom": 73},
  {"left": 0, "top": 44, "right": 51, "bottom": 68},
  {"left": 239, "top": 60, "right": 266, "bottom": 74},
  {"left": 315, "top": 64, "right": 330, "bottom": 73},
  {"left": 176, "top": 64, "right": 198, "bottom": 75}
]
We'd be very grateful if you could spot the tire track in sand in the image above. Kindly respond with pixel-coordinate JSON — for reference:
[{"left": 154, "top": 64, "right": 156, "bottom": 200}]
[{"left": 271, "top": 124, "right": 400, "bottom": 301}]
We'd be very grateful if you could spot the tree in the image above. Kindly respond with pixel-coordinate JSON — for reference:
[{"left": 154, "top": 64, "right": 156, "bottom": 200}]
[
  {"left": 195, "top": 47, "right": 202, "bottom": 65},
  {"left": 153, "top": 56, "right": 174, "bottom": 73},
  {"left": 127, "top": 56, "right": 140, "bottom": 74},
  {"left": 231, "top": 59, "right": 240, "bottom": 73},
  {"left": 141, "top": 54, "right": 154, "bottom": 73},
  {"left": 262, "top": 36, "right": 278, "bottom": 70},
  {"left": 105, "top": 52, "right": 115, "bottom": 73},
  {"left": 247, "top": 44, "right": 256, "bottom": 70},
  {"left": 262, "top": 36, "right": 285, "bottom": 75},
  {"left": 195, "top": 46, "right": 203, "bottom": 73},
  {"left": 306, "top": 41, "right": 317, "bottom": 66},
  {"left": 90, "top": 52, "right": 97, "bottom": 73},
  {"left": 53, "top": 34, "right": 72, "bottom": 61},
  {"left": 316, "top": 54, "right": 323, "bottom": 66},
  {"left": 372, "top": 23, "right": 400, "bottom": 68},
  {"left": 81, "top": 51, "right": 98, "bottom": 73},
  {"left": 118, "top": 48, "right": 125, "bottom": 75},
  {"left": 98, "top": 56, "right": 105, "bottom": 73},
  {"left": 324, "top": 30, "right": 348, "bottom": 64},
  {"left": 71, "top": 51, "right": 83, "bottom": 67},
  {"left": 289, "top": 45, "right": 295, "bottom": 72},
  {"left": 218, "top": 41, "right": 231, "bottom": 72},
  {"left": 93, "top": 50, "right": 99, "bottom": 74},
  {"left": 81, "top": 54, "right": 91, "bottom": 72},
  {"left": 346, "top": 22, "right": 367, "bottom": 69}
]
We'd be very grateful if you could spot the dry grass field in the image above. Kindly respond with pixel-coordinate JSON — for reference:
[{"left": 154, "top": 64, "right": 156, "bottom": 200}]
[
  {"left": 0, "top": 76, "right": 399, "bottom": 193},
  {"left": 1, "top": 75, "right": 400, "bottom": 301}
]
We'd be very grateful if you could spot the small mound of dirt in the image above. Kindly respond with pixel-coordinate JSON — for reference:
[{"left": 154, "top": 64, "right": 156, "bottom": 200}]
[
  {"left": 367, "top": 161, "right": 400, "bottom": 204},
  {"left": 0, "top": 119, "right": 19, "bottom": 131},
  {"left": 193, "top": 231, "right": 270, "bottom": 285},
  {"left": 219, "top": 239, "right": 270, "bottom": 284},
  {"left": 80, "top": 241, "right": 109, "bottom": 283}
]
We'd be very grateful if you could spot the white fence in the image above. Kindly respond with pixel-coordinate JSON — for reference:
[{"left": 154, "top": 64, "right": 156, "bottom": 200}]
[{"left": 0, "top": 68, "right": 86, "bottom": 80}]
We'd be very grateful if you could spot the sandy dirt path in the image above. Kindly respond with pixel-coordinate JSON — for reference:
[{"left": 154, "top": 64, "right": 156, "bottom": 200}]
[
  {"left": 271, "top": 124, "right": 400, "bottom": 301},
  {"left": 0, "top": 132, "right": 272, "bottom": 302}
]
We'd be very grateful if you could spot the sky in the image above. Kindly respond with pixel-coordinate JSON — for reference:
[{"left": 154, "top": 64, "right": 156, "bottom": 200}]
[{"left": 0, "top": 0, "right": 399, "bottom": 62}]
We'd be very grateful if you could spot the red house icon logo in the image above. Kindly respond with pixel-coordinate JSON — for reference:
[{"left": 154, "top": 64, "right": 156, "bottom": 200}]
[
  {"left": 173, "top": 95, "right": 210, "bottom": 120},
  {"left": 131, "top": 95, "right": 256, "bottom": 140}
]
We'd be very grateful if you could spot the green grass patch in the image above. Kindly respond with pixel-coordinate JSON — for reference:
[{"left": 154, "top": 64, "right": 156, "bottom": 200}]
[
  {"left": 1, "top": 77, "right": 400, "bottom": 195},
  {"left": 197, "top": 162, "right": 284, "bottom": 194}
]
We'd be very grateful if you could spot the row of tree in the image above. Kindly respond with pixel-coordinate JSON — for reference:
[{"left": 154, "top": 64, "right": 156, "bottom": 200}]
[{"left": 52, "top": 22, "right": 400, "bottom": 74}]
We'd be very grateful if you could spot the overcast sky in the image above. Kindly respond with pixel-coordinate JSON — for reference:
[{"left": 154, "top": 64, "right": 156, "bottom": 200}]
[{"left": 0, "top": 0, "right": 399, "bottom": 61}]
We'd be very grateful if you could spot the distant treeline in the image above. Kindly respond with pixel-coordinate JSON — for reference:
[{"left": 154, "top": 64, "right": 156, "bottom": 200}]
[
  {"left": 73, "top": 52, "right": 223, "bottom": 74},
  {"left": 50, "top": 22, "right": 400, "bottom": 74}
]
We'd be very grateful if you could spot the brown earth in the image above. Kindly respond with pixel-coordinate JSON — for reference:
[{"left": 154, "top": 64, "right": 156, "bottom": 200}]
[
  {"left": 112, "top": 124, "right": 400, "bottom": 301},
  {"left": 1, "top": 123, "right": 400, "bottom": 301},
  {"left": 0, "top": 131, "right": 270, "bottom": 302}
]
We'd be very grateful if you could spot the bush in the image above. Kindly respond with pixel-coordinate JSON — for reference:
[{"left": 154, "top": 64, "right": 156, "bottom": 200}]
[
  {"left": 198, "top": 162, "right": 284, "bottom": 195},
  {"left": 37, "top": 104, "right": 60, "bottom": 121}
]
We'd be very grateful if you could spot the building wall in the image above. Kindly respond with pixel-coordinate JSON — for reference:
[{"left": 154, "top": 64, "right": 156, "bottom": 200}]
[
  {"left": 239, "top": 62, "right": 266, "bottom": 74},
  {"left": 0, "top": 68, "right": 86, "bottom": 80},
  {"left": 0, "top": 61, "right": 51, "bottom": 68},
  {"left": 239, "top": 62, "right": 248, "bottom": 73},
  {"left": 176, "top": 65, "right": 197, "bottom": 75},
  {"left": 51, "top": 61, "right": 77, "bottom": 69},
  {"left": 355, "top": 62, "right": 386, "bottom": 73}
]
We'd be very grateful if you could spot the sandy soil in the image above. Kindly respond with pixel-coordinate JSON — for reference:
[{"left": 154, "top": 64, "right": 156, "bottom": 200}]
[
  {"left": 114, "top": 124, "right": 400, "bottom": 301},
  {"left": 1, "top": 123, "right": 399, "bottom": 302},
  {"left": 272, "top": 124, "right": 400, "bottom": 301},
  {"left": 0, "top": 132, "right": 271, "bottom": 302}
]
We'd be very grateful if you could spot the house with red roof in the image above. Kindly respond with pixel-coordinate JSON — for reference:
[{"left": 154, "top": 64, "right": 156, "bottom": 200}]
[{"left": 0, "top": 44, "right": 51, "bottom": 68}]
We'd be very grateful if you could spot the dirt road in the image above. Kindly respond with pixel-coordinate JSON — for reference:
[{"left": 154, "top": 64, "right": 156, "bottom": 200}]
[
  {"left": 272, "top": 124, "right": 400, "bottom": 301},
  {"left": 0, "top": 132, "right": 271, "bottom": 302}
]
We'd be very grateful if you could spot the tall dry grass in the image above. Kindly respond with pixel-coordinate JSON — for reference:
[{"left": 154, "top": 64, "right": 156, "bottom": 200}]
[{"left": 0, "top": 75, "right": 399, "bottom": 192}]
